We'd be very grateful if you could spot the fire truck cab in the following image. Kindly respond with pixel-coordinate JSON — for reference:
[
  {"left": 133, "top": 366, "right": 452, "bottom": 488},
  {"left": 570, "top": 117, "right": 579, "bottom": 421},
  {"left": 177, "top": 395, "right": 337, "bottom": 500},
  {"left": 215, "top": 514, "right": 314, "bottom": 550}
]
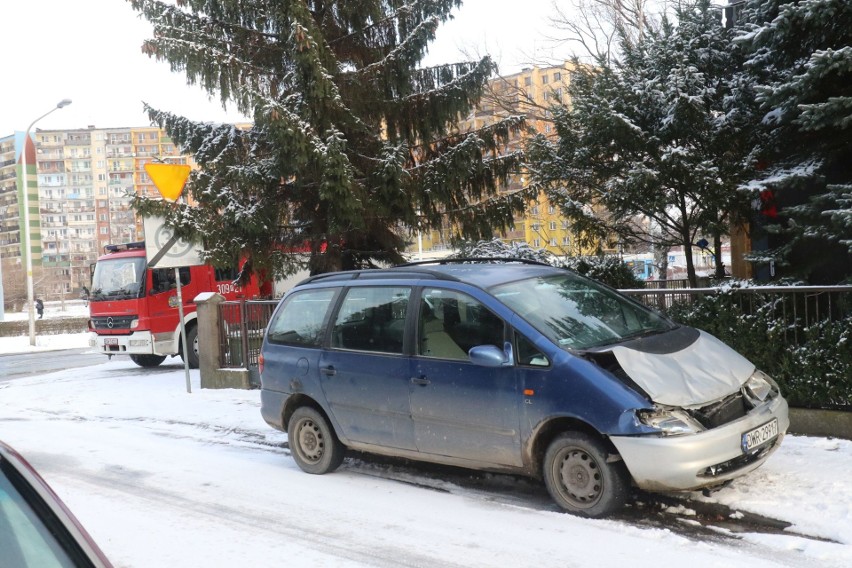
[{"left": 88, "top": 241, "right": 266, "bottom": 368}]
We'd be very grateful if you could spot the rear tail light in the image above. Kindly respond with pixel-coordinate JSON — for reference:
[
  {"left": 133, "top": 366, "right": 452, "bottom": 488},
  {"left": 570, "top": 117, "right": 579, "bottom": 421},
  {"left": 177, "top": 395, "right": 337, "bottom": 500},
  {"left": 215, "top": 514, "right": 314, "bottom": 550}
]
[{"left": 258, "top": 354, "right": 264, "bottom": 376}]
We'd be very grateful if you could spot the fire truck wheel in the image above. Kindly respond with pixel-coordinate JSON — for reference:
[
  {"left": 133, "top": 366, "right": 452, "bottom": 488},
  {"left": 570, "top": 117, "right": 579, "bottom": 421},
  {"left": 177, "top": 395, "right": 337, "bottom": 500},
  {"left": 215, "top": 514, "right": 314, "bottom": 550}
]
[
  {"left": 130, "top": 354, "right": 166, "bottom": 368},
  {"left": 182, "top": 325, "right": 200, "bottom": 369}
]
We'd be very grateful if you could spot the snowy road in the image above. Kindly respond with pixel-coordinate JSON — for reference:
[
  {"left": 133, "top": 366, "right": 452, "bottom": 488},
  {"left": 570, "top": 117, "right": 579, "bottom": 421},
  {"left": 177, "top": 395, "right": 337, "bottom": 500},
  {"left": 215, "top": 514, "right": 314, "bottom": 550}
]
[{"left": 2, "top": 358, "right": 851, "bottom": 567}]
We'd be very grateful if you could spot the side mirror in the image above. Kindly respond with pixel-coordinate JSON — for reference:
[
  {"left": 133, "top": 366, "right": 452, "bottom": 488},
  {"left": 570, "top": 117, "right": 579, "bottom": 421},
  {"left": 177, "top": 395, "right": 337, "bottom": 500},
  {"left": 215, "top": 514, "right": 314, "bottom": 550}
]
[{"left": 469, "top": 344, "right": 512, "bottom": 368}]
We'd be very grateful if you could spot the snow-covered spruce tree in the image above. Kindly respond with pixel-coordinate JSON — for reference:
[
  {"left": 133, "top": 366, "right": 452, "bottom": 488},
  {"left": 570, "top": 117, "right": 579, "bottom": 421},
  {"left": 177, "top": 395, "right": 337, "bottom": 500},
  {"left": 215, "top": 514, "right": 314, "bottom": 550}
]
[
  {"left": 127, "top": 0, "right": 529, "bottom": 276},
  {"left": 527, "top": 0, "right": 754, "bottom": 286},
  {"left": 736, "top": 0, "right": 852, "bottom": 283}
]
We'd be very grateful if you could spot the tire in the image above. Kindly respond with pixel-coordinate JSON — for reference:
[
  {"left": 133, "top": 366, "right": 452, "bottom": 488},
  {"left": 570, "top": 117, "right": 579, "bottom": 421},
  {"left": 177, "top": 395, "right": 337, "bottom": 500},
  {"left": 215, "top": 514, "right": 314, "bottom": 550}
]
[
  {"left": 181, "top": 324, "right": 200, "bottom": 369},
  {"left": 543, "top": 432, "right": 630, "bottom": 518},
  {"left": 287, "top": 407, "right": 345, "bottom": 475},
  {"left": 130, "top": 354, "right": 167, "bottom": 368}
]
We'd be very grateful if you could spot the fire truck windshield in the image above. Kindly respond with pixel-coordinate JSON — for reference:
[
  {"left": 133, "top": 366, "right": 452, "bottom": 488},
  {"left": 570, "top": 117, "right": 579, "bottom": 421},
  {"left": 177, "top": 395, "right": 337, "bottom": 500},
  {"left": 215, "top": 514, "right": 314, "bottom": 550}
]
[{"left": 91, "top": 257, "right": 147, "bottom": 301}]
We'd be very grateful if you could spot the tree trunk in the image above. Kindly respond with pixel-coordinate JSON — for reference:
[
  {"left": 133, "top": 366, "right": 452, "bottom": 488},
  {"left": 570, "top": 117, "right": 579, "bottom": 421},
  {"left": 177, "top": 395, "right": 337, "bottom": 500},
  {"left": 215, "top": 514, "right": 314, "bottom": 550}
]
[
  {"left": 682, "top": 233, "right": 698, "bottom": 287},
  {"left": 713, "top": 231, "right": 726, "bottom": 280},
  {"left": 683, "top": 245, "right": 698, "bottom": 288}
]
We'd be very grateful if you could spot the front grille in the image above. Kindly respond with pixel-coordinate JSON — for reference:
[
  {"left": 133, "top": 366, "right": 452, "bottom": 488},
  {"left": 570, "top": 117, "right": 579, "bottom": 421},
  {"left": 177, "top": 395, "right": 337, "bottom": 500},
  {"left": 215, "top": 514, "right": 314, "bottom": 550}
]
[
  {"left": 699, "top": 435, "right": 782, "bottom": 478},
  {"left": 689, "top": 392, "right": 748, "bottom": 429},
  {"left": 90, "top": 316, "right": 136, "bottom": 330}
]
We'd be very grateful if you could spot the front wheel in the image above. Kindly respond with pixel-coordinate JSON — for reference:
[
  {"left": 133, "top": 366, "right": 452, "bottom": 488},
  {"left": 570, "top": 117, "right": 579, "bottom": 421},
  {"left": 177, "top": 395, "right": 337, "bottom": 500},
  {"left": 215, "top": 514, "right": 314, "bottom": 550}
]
[
  {"left": 287, "top": 407, "right": 345, "bottom": 474},
  {"left": 543, "top": 432, "right": 630, "bottom": 518},
  {"left": 180, "top": 325, "right": 200, "bottom": 369},
  {"left": 130, "top": 354, "right": 166, "bottom": 368}
]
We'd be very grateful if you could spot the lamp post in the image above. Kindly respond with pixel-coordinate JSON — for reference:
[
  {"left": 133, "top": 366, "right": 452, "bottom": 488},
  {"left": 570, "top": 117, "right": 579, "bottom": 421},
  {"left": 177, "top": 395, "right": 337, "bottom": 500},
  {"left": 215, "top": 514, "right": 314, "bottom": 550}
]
[{"left": 21, "top": 99, "right": 72, "bottom": 345}]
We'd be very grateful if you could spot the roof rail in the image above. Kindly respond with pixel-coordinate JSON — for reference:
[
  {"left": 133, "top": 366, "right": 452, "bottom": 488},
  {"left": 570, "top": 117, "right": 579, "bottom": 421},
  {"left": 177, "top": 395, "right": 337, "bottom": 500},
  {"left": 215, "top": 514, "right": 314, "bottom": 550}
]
[{"left": 396, "top": 257, "right": 553, "bottom": 268}]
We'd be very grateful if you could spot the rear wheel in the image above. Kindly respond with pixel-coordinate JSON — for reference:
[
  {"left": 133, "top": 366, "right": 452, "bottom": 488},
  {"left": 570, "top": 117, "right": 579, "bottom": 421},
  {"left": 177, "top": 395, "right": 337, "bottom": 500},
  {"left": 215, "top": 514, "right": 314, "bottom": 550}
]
[
  {"left": 287, "top": 407, "right": 344, "bottom": 474},
  {"left": 180, "top": 325, "right": 200, "bottom": 369},
  {"left": 130, "top": 354, "right": 166, "bottom": 368},
  {"left": 543, "top": 432, "right": 630, "bottom": 518}
]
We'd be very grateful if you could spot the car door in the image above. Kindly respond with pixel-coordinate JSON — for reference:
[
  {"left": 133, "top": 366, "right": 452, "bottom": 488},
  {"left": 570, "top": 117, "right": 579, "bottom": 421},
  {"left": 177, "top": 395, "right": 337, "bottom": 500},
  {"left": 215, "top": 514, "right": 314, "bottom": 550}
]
[
  {"left": 319, "top": 285, "right": 416, "bottom": 451},
  {"left": 410, "top": 287, "right": 522, "bottom": 467}
]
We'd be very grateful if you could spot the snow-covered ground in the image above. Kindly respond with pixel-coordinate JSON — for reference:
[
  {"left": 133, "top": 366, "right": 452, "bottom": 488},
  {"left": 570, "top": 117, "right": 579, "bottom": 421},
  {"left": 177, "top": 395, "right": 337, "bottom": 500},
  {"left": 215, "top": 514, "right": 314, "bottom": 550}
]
[
  {"left": 1, "top": 329, "right": 851, "bottom": 567},
  {"left": 0, "top": 300, "right": 89, "bottom": 354}
]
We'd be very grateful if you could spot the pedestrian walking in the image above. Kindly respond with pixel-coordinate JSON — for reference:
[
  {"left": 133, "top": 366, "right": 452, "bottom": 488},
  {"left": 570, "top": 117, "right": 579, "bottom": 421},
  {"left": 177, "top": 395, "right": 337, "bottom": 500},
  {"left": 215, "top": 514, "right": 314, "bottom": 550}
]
[{"left": 35, "top": 298, "right": 44, "bottom": 319}]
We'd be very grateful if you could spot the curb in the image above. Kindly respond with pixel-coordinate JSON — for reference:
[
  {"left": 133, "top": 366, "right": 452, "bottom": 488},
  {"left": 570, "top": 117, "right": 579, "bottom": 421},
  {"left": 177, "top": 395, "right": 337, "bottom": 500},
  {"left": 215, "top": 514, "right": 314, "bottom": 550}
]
[{"left": 788, "top": 408, "right": 852, "bottom": 441}]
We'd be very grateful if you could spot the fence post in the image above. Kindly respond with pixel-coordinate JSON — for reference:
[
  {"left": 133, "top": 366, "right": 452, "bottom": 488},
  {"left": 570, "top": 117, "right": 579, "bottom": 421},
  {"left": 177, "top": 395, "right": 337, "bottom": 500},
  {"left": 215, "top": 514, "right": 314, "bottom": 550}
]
[
  {"left": 194, "top": 292, "right": 226, "bottom": 389},
  {"left": 239, "top": 298, "right": 249, "bottom": 370}
]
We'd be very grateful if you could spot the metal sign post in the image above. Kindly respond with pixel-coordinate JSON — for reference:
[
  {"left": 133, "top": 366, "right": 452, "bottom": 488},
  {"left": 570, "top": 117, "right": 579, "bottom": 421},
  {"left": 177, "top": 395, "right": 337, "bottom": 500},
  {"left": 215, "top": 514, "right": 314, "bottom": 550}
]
[
  {"left": 174, "top": 266, "right": 191, "bottom": 394},
  {"left": 143, "top": 163, "right": 199, "bottom": 394},
  {"left": 142, "top": 216, "right": 204, "bottom": 395}
]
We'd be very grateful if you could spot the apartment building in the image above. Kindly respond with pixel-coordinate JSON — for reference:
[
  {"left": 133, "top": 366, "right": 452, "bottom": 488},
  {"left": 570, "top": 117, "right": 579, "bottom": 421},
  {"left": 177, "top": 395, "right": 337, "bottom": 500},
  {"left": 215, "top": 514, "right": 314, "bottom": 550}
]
[
  {"left": 0, "top": 126, "right": 192, "bottom": 303},
  {"left": 0, "top": 134, "right": 24, "bottom": 264},
  {"left": 413, "top": 62, "right": 610, "bottom": 258}
]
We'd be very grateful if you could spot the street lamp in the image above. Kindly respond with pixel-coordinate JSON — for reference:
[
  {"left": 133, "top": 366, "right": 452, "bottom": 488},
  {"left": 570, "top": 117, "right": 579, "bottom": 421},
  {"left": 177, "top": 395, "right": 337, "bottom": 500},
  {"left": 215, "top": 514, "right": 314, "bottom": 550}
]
[{"left": 21, "top": 99, "right": 72, "bottom": 346}]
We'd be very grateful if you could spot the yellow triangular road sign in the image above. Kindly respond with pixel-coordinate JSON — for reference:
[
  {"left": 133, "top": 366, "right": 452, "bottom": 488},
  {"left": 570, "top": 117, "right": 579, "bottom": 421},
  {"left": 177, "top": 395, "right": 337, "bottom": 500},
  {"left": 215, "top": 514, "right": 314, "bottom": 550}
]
[{"left": 144, "top": 163, "right": 191, "bottom": 201}]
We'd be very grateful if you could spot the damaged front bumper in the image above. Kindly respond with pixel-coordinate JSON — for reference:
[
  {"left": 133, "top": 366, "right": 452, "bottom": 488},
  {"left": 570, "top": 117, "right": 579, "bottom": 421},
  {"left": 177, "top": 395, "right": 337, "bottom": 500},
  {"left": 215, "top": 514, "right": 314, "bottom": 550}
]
[{"left": 610, "top": 394, "right": 789, "bottom": 492}]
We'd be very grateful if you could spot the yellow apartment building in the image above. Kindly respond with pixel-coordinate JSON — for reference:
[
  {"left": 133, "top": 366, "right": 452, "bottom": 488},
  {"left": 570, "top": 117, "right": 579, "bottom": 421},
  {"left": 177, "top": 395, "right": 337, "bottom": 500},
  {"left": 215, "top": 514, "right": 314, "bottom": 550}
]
[{"left": 412, "top": 62, "right": 611, "bottom": 258}]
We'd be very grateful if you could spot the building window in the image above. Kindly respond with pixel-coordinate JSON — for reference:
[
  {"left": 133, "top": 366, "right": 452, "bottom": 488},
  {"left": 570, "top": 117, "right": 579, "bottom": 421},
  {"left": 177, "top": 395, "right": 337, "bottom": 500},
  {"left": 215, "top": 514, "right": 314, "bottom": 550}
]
[
  {"left": 549, "top": 206, "right": 555, "bottom": 214},
  {"left": 531, "top": 223, "right": 540, "bottom": 232},
  {"left": 533, "top": 239, "right": 541, "bottom": 247},
  {"left": 549, "top": 222, "right": 557, "bottom": 231},
  {"left": 542, "top": 74, "right": 549, "bottom": 84},
  {"left": 550, "top": 238, "right": 557, "bottom": 247},
  {"left": 524, "top": 76, "right": 532, "bottom": 87},
  {"left": 553, "top": 72, "right": 561, "bottom": 82},
  {"left": 562, "top": 236, "right": 570, "bottom": 245},
  {"left": 531, "top": 206, "right": 539, "bottom": 215}
]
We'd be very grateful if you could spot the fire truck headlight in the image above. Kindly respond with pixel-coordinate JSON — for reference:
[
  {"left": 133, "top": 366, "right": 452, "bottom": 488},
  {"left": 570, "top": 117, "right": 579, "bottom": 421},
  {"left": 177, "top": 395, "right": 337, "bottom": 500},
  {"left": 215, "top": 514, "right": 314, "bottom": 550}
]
[{"left": 130, "top": 318, "right": 139, "bottom": 329}]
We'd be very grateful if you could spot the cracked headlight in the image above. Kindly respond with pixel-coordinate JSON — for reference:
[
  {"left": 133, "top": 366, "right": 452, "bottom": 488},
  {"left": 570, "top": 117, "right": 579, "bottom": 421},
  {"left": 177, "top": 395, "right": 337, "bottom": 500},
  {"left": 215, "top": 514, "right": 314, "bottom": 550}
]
[
  {"left": 744, "top": 370, "right": 778, "bottom": 404},
  {"left": 638, "top": 407, "right": 705, "bottom": 436}
]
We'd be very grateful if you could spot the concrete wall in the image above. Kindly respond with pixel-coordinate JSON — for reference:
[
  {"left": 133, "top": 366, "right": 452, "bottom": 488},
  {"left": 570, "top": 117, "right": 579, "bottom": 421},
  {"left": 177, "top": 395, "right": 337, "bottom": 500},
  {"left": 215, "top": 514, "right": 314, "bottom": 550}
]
[{"left": 194, "top": 292, "right": 251, "bottom": 389}]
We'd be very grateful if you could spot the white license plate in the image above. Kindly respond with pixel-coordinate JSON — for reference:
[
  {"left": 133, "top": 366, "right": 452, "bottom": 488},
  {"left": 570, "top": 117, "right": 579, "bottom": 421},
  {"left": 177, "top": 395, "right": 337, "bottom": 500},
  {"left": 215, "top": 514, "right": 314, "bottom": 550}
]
[
  {"left": 742, "top": 419, "right": 779, "bottom": 453},
  {"left": 104, "top": 338, "right": 119, "bottom": 346}
]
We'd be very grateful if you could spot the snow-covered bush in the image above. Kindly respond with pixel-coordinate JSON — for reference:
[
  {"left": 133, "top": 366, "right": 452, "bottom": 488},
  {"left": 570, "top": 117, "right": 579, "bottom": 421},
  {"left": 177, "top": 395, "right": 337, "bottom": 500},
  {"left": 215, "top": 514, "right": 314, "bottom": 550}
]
[
  {"left": 668, "top": 290, "right": 852, "bottom": 409},
  {"left": 558, "top": 256, "right": 646, "bottom": 290},
  {"left": 451, "top": 239, "right": 645, "bottom": 289}
]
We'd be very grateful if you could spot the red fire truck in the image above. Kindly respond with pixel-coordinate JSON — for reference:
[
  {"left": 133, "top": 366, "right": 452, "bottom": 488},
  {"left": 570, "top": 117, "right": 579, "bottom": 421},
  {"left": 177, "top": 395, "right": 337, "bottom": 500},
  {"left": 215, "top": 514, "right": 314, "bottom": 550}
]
[{"left": 88, "top": 241, "right": 268, "bottom": 368}]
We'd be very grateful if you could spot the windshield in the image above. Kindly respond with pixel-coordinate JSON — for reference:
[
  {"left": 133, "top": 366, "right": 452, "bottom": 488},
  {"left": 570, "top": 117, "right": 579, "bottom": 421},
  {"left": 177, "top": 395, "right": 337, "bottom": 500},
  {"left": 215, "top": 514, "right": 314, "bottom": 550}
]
[
  {"left": 492, "top": 273, "right": 675, "bottom": 350},
  {"left": 91, "top": 257, "right": 147, "bottom": 301}
]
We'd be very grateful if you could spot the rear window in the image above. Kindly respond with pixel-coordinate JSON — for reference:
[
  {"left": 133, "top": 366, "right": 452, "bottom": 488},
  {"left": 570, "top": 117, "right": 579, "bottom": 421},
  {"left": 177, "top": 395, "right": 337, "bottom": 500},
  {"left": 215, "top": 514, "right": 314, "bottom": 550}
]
[
  {"left": 266, "top": 288, "right": 338, "bottom": 347},
  {"left": 331, "top": 286, "right": 411, "bottom": 354}
]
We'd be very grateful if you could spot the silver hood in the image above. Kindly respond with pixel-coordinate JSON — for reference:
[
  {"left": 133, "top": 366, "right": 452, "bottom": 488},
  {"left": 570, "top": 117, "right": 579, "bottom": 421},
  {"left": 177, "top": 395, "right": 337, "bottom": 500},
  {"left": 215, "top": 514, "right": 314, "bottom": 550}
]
[{"left": 609, "top": 330, "right": 755, "bottom": 407}]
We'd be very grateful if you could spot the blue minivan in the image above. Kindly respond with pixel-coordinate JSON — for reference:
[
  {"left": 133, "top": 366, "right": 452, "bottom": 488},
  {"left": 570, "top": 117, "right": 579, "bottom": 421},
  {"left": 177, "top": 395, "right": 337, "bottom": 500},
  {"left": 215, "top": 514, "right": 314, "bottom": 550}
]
[{"left": 259, "top": 260, "right": 788, "bottom": 517}]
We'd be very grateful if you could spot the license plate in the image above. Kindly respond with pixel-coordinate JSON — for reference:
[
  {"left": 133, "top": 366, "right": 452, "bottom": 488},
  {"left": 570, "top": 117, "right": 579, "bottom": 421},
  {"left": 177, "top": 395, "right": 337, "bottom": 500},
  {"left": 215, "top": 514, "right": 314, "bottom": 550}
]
[
  {"left": 104, "top": 338, "right": 119, "bottom": 345},
  {"left": 742, "top": 419, "right": 778, "bottom": 453}
]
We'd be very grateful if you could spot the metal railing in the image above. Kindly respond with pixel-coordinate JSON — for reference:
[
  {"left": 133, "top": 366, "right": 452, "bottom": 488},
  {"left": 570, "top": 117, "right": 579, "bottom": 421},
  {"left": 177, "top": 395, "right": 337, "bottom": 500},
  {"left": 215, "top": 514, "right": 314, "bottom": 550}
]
[
  {"left": 216, "top": 286, "right": 852, "bottom": 371},
  {"left": 620, "top": 285, "right": 852, "bottom": 344},
  {"left": 217, "top": 300, "right": 277, "bottom": 371}
]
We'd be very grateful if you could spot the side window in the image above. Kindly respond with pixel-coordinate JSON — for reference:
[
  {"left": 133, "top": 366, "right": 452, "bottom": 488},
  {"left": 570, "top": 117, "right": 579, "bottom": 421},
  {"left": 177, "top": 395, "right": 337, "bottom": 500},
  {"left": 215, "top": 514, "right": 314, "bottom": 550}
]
[
  {"left": 150, "top": 267, "right": 190, "bottom": 293},
  {"left": 214, "top": 266, "right": 239, "bottom": 282},
  {"left": 418, "top": 288, "right": 504, "bottom": 360},
  {"left": 516, "top": 332, "right": 550, "bottom": 367},
  {"left": 266, "top": 288, "right": 337, "bottom": 347},
  {"left": 331, "top": 287, "right": 410, "bottom": 354}
]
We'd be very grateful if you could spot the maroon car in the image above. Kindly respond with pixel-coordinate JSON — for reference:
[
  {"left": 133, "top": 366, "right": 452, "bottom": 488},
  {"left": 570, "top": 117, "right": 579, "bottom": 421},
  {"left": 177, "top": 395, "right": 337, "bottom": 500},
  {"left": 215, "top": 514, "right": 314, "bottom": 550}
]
[{"left": 0, "top": 441, "right": 112, "bottom": 567}]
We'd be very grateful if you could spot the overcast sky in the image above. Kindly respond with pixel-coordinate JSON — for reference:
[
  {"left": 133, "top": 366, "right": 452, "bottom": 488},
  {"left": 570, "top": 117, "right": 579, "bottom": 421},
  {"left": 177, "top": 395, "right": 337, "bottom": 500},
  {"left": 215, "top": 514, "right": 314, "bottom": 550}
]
[{"left": 2, "top": 0, "right": 560, "bottom": 135}]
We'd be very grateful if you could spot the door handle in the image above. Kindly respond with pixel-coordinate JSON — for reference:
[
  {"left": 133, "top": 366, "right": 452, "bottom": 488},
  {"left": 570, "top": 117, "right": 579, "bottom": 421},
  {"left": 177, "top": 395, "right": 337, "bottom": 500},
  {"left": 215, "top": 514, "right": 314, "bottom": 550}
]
[
  {"left": 321, "top": 366, "right": 337, "bottom": 377},
  {"left": 410, "top": 376, "right": 430, "bottom": 386}
]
